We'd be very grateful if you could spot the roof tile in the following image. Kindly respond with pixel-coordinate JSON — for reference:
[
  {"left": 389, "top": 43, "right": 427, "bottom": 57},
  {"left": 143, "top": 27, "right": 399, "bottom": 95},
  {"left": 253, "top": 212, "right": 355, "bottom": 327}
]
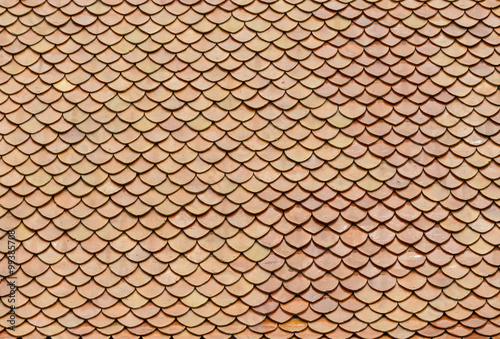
[{"left": 0, "top": 0, "right": 499, "bottom": 337}]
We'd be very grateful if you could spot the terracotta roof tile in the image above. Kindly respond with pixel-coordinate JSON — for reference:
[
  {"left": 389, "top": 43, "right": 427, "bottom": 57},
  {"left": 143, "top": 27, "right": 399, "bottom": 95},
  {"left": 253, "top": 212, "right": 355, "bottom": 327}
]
[{"left": 0, "top": 0, "right": 498, "bottom": 337}]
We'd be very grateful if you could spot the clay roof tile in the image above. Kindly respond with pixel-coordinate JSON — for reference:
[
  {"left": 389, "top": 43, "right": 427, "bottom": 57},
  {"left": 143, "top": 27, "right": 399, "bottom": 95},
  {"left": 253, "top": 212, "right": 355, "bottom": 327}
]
[{"left": 2, "top": 0, "right": 500, "bottom": 336}]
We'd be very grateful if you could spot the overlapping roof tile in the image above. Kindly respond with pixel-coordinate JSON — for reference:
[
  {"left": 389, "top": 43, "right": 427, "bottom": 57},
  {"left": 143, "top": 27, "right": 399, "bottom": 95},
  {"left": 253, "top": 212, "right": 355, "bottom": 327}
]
[{"left": 1, "top": 0, "right": 500, "bottom": 338}]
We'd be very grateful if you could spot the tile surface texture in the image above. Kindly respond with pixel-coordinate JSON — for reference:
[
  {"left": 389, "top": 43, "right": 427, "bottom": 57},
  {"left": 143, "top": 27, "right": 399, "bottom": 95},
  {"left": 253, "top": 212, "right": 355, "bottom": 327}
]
[{"left": 1, "top": 0, "right": 500, "bottom": 338}]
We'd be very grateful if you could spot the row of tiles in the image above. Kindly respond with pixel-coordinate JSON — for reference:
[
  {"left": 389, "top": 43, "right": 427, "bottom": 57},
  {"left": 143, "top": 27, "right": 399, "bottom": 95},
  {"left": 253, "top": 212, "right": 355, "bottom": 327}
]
[
  {"left": 1, "top": 34, "right": 499, "bottom": 63},
  {"left": 1, "top": 77, "right": 499, "bottom": 108},
  {"left": 0, "top": 8, "right": 499, "bottom": 37},
  {"left": 2, "top": 0, "right": 499, "bottom": 10}
]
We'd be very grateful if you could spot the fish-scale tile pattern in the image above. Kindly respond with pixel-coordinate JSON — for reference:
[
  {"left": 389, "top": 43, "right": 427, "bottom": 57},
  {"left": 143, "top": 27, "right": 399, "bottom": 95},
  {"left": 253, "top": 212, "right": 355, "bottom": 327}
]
[{"left": 1, "top": 0, "right": 500, "bottom": 338}]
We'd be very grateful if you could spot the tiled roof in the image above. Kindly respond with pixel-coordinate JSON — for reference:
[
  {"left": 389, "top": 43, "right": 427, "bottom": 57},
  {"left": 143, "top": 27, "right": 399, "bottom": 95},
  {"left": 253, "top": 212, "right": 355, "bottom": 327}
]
[{"left": 1, "top": 0, "right": 500, "bottom": 338}]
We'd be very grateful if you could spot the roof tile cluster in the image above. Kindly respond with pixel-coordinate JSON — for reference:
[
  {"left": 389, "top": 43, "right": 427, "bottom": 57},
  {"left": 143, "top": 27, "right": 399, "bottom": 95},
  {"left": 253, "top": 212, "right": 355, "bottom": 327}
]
[{"left": 0, "top": 0, "right": 500, "bottom": 338}]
